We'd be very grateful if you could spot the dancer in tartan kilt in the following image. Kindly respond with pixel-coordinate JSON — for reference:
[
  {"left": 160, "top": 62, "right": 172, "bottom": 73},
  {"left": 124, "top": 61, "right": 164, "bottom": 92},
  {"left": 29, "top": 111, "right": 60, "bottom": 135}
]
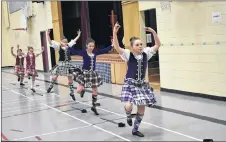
[
  {"left": 113, "top": 22, "right": 161, "bottom": 137},
  {"left": 25, "top": 46, "right": 44, "bottom": 92},
  {"left": 46, "top": 29, "right": 82, "bottom": 101},
  {"left": 11, "top": 44, "right": 25, "bottom": 86},
  {"left": 71, "top": 38, "right": 113, "bottom": 115}
]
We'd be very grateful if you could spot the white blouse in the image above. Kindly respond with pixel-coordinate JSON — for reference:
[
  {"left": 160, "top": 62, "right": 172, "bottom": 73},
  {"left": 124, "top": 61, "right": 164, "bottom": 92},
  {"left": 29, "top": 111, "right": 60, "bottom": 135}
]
[
  {"left": 119, "top": 47, "right": 156, "bottom": 62},
  {"left": 51, "top": 39, "right": 76, "bottom": 50}
]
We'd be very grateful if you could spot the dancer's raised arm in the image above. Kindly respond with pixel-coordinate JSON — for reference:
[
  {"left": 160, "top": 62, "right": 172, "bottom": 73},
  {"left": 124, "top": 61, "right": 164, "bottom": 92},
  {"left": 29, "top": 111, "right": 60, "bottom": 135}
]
[
  {"left": 46, "top": 29, "right": 61, "bottom": 50},
  {"left": 67, "top": 29, "right": 81, "bottom": 47},
  {"left": 113, "top": 22, "right": 124, "bottom": 55},
  {"left": 35, "top": 47, "right": 44, "bottom": 57},
  {"left": 144, "top": 27, "right": 161, "bottom": 52},
  {"left": 11, "top": 46, "right": 16, "bottom": 57}
]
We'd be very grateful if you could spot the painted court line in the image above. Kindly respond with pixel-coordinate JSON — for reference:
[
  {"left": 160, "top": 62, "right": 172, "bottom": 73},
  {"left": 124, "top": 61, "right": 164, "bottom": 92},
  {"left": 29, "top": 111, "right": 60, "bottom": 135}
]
[
  {"left": 2, "top": 105, "right": 48, "bottom": 114},
  {"left": 3, "top": 73, "right": 202, "bottom": 141},
  {"left": 2, "top": 94, "right": 61, "bottom": 105},
  {"left": 35, "top": 81, "right": 203, "bottom": 141},
  {"left": 2, "top": 86, "right": 131, "bottom": 142},
  {"left": 1, "top": 133, "right": 9, "bottom": 141},
  {"left": 2, "top": 97, "right": 72, "bottom": 111},
  {"left": 76, "top": 101, "right": 202, "bottom": 141},
  {"left": 35, "top": 85, "right": 202, "bottom": 141},
  {"left": 13, "top": 125, "right": 91, "bottom": 141}
]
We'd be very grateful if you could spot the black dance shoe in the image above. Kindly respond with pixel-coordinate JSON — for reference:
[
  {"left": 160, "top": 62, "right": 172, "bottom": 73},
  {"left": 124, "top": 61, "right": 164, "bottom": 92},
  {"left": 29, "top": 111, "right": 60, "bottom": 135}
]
[
  {"left": 47, "top": 86, "right": 53, "bottom": 93},
  {"left": 91, "top": 106, "right": 99, "bottom": 115},
  {"left": 127, "top": 118, "right": 133, "bottom": 126},
  {"left": 20, "top": 83, "right": 25, "bottom": 86},
  {"left": 31, "top": 88, "right": 36, "bottom": 92},
  {"left": 70, "top": 93, "right": 76, "bottom": 101},
  {"left": 132, "top": 131, "right": 144, "bottom": 137},
  {"left": 80, "top": 90, "right": 85, "bottom": 98}
]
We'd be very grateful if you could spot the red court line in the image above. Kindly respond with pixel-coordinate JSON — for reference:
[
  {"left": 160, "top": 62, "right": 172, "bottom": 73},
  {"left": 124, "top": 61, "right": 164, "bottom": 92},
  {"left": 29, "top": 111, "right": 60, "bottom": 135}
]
[
  {"left": 1, "top": 133, "right": 9, "bottom": 141},
  {"left": 35, "top": 136, "right": 42, "bottom": 141},
  {"left": 55, "top": 104, "right": 68, "bottom": 108}
]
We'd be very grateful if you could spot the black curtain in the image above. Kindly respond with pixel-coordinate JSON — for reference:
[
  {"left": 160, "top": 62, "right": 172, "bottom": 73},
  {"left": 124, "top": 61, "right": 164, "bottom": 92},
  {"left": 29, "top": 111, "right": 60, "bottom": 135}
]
[
  {"left": 81, "top": 1, "right": 91, "bottom": 50},
  {"left": 113, "top": 1, "right": 125, "bottom": 48}
]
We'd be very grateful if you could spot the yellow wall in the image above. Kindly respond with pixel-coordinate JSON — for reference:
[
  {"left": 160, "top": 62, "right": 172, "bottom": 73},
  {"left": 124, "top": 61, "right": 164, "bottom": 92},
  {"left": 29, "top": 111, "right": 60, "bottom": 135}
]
[
  {"left": 1, "top": 2, "right": 53, "bottom": 71},
  {"left": 139, "top": 1, "right": 226, "bottom": 97},
  {"left": 122, "top": 1, "right": 141, "bottom": 48},
  {"left": 1, "top": 1, "right": 14, "bottom": 67},
  {"left": 51, "top": 1, "right": 64, "bottom": 64}
]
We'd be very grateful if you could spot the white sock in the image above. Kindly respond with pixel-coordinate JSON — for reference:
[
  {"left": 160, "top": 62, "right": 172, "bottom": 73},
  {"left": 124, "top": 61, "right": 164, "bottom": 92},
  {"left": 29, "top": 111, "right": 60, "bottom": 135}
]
[
  {"left": 31, "top": 81, "right": 35, "bottom": 88},
  {"left": 20, "top": 77, "right": 24, "bottom": 83}
]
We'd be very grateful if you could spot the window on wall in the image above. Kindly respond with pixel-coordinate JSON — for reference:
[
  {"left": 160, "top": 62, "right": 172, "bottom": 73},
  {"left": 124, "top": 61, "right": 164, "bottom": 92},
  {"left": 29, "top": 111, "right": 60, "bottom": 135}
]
[{"left": 8, "top": 2, "right": 27, "bottom": 14}]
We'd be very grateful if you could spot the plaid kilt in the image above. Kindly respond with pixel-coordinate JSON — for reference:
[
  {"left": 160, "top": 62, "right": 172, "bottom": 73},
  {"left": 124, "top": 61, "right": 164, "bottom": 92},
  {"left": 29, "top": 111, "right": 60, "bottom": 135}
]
[
  {"left": 50, "top": 61, "right": 81, "bottom": 76},
  {"left": 26, "top": 65, "right": 38, "bottom": 77},
  {"left": 14, "top": 65, "right": 25, "bottom": 75},
  {"left": 121, "top": 78, "right": 157, "bottom": 106},
  {"left": 74, "top": 70, "right": 103, "bottom": 88}
]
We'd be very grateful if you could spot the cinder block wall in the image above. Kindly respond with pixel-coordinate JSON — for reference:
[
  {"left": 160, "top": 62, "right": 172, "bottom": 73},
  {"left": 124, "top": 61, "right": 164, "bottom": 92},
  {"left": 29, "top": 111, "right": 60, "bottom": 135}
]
[{"left": 139, "top": 1, "right": 226, "bottom": 97}]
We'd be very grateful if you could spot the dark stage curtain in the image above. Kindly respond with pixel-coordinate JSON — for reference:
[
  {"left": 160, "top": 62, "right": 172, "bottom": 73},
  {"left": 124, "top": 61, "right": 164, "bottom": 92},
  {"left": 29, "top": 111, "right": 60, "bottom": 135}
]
[
  {"left": 81, "top": 1, "right": 91, "bottom": 50},
  {"left": 113, "top": 1, "right": 125, "bottom": 48}
]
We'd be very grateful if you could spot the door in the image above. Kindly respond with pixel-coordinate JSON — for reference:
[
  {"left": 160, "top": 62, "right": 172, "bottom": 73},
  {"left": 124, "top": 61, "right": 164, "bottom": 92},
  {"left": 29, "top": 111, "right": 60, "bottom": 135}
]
[
  {"left": 40, "top": 31, "right": 49, "bottom": 72},
  {"left": 144, "top": 9, "right": 160, "bottom": 90}
]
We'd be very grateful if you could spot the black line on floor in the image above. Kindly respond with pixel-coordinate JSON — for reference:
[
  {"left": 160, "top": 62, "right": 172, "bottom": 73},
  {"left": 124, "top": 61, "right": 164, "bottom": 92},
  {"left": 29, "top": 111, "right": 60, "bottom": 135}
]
[
  {"left": 2, "top": 108, "right": 51, "bottom": 119},
  {"left": 100, "top": 117, "right": 118, "bottom": 125},
  {"left": 91, "top": 116, "right": 126, "bottom": 126},
  {"left": 1, "top": 94, "right": 102, "bottom": 119},
  {"left": 2, "top": 70, "right": 226, "bottom": 126},
  {"left": 10, "top": 129, "right": 23, "bottom": 133},
  {"left": 161, "top": 87, "right": 226, "bottom": 102}
]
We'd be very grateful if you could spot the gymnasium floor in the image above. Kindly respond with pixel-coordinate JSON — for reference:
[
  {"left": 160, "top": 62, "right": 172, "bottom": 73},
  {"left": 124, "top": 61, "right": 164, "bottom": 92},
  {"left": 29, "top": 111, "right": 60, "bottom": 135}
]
[{"left": 1, "top": 68, "right": 226, "bottom": 141}]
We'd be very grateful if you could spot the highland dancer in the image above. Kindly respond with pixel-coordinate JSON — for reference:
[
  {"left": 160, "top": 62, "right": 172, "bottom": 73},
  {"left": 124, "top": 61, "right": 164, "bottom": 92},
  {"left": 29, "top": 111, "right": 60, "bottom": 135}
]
[
  {"left": 46, "top": 29, "right": 82, "bottom": 101},
  {"left": 113, "top": 22, "right": 161, "bottom": 137}
]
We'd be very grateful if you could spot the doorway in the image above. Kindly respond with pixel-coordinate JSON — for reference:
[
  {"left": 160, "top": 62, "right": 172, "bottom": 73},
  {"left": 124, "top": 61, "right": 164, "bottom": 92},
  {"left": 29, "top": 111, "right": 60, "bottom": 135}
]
[
  {"left": 144, "top": 9, "right": 160, "bottom": 90},
  {"left": 48, "top": 29, "right": 56, "bottom": 68},
  {"left": 40, "top": 31, "right": 49, "bottom": 72}
]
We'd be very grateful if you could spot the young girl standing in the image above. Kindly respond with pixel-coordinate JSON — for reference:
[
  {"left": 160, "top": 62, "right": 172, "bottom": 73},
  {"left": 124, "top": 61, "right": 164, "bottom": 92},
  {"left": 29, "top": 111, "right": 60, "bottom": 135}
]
[
  {"left": 11, "top": 44, "right": 25, "bottom": 85},
  {"left": 71, "top": 38, "right": 113, "bottom": 115},
  {"left": 113, "top": 22, "right": 161, "bottom": 137},
  {"left": 46, "top": 29, "right": 82, "bottom": 101},
  {"left": 25, "top": 46, "right": 44, "bottom": 92}
]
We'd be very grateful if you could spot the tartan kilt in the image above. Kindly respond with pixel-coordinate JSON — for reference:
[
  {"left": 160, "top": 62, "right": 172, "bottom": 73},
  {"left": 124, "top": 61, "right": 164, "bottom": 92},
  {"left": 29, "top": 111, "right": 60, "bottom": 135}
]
[
  {"left": 49, "top": 61, "right": 81, "bottom": 76},
  {"left": 74, "top": 70, "right": 103, "bottom": 88},
  {"left": 121, "top": 78, "right": 157, "bottom": 106},
  {"left": 14, "top": 65, "right": 25, "bottom": 75},
  {"left": 26, "top": 66, "right": 38, "bottom": 77}
]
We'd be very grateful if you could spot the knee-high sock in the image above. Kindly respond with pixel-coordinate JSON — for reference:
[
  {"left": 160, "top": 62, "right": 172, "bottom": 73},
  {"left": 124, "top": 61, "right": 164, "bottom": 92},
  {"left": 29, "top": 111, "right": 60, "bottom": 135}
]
[
  {"left": 68, "top": 83, "right": 74, "bottom": 94},
  {"left": 20, "top": 76, "right": 24, "bottom": 83},
  {"left": 31, "top": 80, "right": 35, "bottom": 88},
  {"left": 92, "top": 95, "right": 97, "bottom": 107},
  {"left": 132, "top": 113, "right": 144, "bottom": 132},
  {"left": 125, "top": 107, "right": 132, "bottom": 120},
  {"left": 31, "top": 77, "right": 35, "bottom": 88},
  {"left": 49, "top": 80, "right": 56, "bottom": 88}
]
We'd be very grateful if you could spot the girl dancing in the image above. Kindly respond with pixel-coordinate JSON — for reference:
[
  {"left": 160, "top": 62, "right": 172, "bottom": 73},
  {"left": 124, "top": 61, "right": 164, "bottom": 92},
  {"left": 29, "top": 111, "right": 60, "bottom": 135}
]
[
  {"left": 11, "top": 44, "right": 25, "bottom": 86},
  {"left": 71, "top": 38, "right": 113, "bottom": 115},
  {"left": 113, "top": 22, "right": 161, "bottom": 137},
  {"left": 46, "top": 29, "right": 82, "bottom": 101},
  {"left": 25, "top": 46, "right": 44, "bottom": 92}
]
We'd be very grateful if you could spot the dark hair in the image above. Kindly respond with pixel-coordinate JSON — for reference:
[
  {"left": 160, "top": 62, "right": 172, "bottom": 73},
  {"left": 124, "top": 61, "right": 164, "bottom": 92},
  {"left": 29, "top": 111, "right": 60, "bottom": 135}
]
[
  {"left": 130, "top": 36, "right": 140, "bottom": 46},
  {"left": 28, "top": 46, "right": 33, "bottom": 50},
  {"left": 86, "top": 38, "right": 95, "bottom": 45},
  {"left": 17, "top": 49, "right": 22, "bottom": 52}
]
